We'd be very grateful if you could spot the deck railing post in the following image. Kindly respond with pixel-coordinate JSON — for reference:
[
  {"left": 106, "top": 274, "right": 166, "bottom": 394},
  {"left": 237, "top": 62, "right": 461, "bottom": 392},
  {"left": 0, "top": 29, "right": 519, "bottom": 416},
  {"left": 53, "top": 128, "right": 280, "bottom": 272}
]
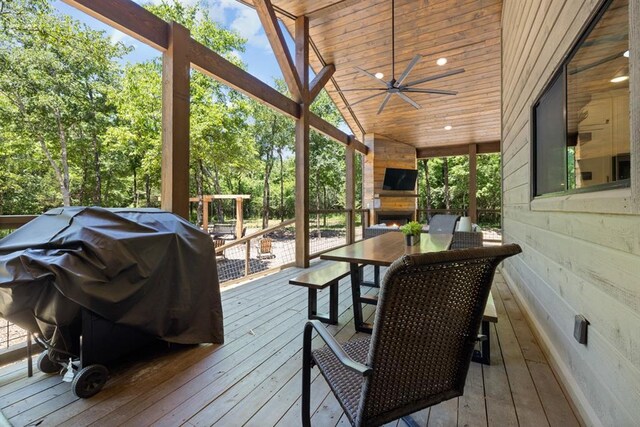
[{"left": 245, "top": 240, "right": 251, "bottom": 277}]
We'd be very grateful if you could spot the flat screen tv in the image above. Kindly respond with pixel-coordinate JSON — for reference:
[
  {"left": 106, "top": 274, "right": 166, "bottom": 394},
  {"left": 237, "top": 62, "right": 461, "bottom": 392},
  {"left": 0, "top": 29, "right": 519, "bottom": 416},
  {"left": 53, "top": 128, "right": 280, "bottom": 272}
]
[{"left": 382, "top": 168, "right": 418, "bottom": 191}]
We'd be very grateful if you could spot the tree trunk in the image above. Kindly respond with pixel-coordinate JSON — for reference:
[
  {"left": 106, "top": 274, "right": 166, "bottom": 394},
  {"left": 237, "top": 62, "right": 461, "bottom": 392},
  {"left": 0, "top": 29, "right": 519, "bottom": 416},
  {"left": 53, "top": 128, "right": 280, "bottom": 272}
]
[
  {"left": 323, "top": 185, "right": 327, "bottom": 227},
  {"left": 421, "top": 159, "right": 432, "bottom": 220},
  {"left": 18, "top": 96, "right": 68, "bottom": 207},
  {"left": 88, "top": 89, "right": 102, "bottom": 206},
  {"left": 195, "top": 160, "right": 204, "bottom": 227},
  {"left": 212, "top": 167, "right": 223, "bottom": 221},
  {"left": 92, "top": 133, "right": 102, "bottom": 205},
  {"left": 133, "top": 167, "right": 138, "bottom": 207},
  {"left": 145, "top": 174, "right": 151, "bottom": 206},
  {"left": 262, "top": 157, "right": 273, "bottom": 229},
  {"left": 279, "top": 149, "right": 284, "bottom": 223},
  {"left": 443, "top": 157, "right": 450, "bottom": 210}
]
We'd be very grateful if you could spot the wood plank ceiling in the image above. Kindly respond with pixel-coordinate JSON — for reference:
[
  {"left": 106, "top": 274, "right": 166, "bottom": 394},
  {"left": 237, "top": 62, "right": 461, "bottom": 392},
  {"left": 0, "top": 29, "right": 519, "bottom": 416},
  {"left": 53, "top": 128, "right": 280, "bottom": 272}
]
[{"left": 242, "top": 0, "right": 503, "bottom": 151}]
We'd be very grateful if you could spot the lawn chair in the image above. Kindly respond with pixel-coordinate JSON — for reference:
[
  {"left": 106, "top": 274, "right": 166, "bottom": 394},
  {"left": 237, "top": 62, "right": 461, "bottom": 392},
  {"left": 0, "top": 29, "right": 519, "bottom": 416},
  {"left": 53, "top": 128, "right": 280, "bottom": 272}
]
[
  {"left": 427, "top": 214, "right": 460, "bottom": 234},
  {"left": 256, "top": 237, "right": 275, "bottom": 259},
  {"left": 302, "top": 244, "right": 522, "bottom": 426}
]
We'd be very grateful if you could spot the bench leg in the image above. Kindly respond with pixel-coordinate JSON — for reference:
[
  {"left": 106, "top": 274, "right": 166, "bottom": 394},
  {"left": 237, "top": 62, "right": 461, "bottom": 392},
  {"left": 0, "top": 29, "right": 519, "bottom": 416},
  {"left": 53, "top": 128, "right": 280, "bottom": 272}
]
[
  {"left": 308, "top": 284, "right": 339, "bottom": 325},
  {"left": 472, "top": 320, "right": 491, "bottom": 365},
  {"left": 329, "top": 281, "right": 339, "bottom": 324},
  {"left": 360, "top": 265, "right": 381, "bottom": 288}
]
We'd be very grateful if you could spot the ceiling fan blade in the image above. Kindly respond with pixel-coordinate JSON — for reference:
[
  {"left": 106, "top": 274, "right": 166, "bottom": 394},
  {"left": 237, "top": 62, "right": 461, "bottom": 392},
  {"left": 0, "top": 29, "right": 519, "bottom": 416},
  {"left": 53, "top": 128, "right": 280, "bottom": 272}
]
[
  {"left": 337, "top": 88, "right": 388, "bottom": 92},
  {"left": 404, "top": 88, "right": 458, "bottom": 95},
  {"left": 377, "top": 93, "right": 393, "bottom": 115},
  {"left": 349, "top": 91, "right": 387, "bottom": 107},
  {"left": 397, "top": 92, "right": 421, "bottom": 110},
  {"left": 403, "top": 68, "right": 465, "bottom": 88},
  {"left": 354, "top": 67, "right": 388, "bottom": 87},
  {"left": 394, "top": 54, "right": 422, "bottom": 87}
]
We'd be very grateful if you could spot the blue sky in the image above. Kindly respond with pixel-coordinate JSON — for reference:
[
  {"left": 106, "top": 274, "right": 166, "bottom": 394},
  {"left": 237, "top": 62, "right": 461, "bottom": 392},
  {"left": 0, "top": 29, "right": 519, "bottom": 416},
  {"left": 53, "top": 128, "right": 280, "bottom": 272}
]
[{"left": 52, "top": 0, "right": 290, "bottom": 87}]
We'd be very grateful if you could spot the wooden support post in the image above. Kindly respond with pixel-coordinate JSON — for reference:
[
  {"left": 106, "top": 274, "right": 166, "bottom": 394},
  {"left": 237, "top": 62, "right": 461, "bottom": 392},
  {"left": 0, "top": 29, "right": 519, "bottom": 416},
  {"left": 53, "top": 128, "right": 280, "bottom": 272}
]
[
  {"left": 161, "top": 22, "right": 190, "bottom": 219},
  {"left": 295, "top": 15, "right": 310, "bottom": 268},
  {"left": 469, "top": 143, "right": 478, "bottom": 223},
  {"left": 236, "top": 197, "right": 244, "bottom": 239},
  {"left": 345, "top": 146, "right": 356, "bottom": 244},
  {"left": 202, "top": 197, "right": 208, "bottom": 231},
  {"left": 245, "top": 241, "right": 251, "bottom": 277}
]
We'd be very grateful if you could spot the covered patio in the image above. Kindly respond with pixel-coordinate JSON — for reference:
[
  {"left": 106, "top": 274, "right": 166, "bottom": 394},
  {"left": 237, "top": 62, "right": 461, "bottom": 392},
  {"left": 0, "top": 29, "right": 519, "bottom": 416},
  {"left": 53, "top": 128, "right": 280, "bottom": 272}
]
[
  {"left": 0, "top": 265, "right": 578, "bottom": 426},
  {"left": 0, "top": 0, "right": 638, "bottom": 425}
]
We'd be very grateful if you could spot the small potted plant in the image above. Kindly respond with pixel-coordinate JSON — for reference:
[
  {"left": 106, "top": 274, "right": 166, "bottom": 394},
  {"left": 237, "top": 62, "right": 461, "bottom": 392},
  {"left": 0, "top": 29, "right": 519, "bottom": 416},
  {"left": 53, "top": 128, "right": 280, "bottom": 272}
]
[{"left": 400, "top": 221, "right": 422, "bottom": 246}]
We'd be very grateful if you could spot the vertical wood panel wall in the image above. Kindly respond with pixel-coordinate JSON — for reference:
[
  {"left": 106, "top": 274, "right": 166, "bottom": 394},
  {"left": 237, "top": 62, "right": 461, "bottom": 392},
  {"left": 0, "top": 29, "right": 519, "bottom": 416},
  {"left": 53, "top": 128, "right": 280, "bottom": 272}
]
[
  {"left": 363, "top": 134, "right": 417, "bottom": 223},
  {"left": 501, "top": 0, "right": 640, "bottom": 425}
]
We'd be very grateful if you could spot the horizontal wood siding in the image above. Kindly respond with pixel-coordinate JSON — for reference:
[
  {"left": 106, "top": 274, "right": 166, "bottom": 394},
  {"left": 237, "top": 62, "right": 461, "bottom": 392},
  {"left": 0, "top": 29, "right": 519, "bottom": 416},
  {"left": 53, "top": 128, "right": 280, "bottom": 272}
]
[{"left": 501, "top": 0, "right": 640, "bottom": 425}]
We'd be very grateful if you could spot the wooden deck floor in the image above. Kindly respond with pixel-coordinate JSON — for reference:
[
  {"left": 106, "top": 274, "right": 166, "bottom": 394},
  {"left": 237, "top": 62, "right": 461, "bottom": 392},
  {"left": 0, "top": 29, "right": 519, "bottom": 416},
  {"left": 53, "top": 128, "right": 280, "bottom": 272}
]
[{"left": 0, "top": 264, "right": 581, "bottom": 427}]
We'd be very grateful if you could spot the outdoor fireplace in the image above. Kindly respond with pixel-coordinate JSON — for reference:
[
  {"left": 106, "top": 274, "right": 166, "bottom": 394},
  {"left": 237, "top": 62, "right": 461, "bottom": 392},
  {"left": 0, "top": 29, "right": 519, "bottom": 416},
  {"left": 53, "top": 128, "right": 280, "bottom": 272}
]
[{"left": 375, "top": 211, "right": 414, "bottom": 226}]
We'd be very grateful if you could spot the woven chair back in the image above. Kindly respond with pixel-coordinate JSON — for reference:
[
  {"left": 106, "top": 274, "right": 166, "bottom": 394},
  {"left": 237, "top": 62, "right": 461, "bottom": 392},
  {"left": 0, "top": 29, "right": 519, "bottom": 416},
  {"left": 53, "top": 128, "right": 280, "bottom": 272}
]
[
  {"left": 428, "top": 214, "right": 460, "bottom": 234},
  {"left": 356, "top": 244, "right": 521, "bottom": 426}
]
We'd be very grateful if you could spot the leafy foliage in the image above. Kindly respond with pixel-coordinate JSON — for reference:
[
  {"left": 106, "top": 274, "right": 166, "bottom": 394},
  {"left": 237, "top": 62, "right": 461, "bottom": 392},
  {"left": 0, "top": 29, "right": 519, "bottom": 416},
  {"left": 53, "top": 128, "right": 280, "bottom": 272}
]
[{"left": 0, "top": 1, "right": 500, "bottom": 229}]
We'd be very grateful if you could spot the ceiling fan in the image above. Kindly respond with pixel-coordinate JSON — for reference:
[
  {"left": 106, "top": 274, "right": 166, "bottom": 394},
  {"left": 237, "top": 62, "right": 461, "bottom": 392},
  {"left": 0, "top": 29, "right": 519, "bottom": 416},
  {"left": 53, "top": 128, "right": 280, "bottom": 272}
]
[{"left": 341, "top": 0, "right": 465, "bottom": 115}]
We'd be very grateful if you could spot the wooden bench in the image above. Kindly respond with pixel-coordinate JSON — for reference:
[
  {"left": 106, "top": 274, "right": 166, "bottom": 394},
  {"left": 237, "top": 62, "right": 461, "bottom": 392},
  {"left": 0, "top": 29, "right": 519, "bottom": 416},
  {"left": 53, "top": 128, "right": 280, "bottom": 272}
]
[
  {"left": 289, "top": 262, "right": 351, "bottom": 325},
  {"left": 473, "top": 290, "right": 498, "bottom": 365}
]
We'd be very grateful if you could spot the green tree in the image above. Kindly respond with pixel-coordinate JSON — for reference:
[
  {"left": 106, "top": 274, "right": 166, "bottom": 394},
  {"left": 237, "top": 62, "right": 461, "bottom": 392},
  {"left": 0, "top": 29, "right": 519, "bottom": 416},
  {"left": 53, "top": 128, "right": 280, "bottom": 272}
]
[
  {"left": 0, "top": 3, "right": 129, "bottom": 207},
  {"left": 145, "top": 1, "right": 254, "bottom": 226}
]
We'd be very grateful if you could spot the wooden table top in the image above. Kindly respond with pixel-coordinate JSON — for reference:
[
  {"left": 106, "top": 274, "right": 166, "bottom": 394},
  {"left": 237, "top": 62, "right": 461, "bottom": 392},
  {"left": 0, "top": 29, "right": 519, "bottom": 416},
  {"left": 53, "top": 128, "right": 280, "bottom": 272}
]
[{"left": 320, "top": 231, "right": 452, "bottom": 267}]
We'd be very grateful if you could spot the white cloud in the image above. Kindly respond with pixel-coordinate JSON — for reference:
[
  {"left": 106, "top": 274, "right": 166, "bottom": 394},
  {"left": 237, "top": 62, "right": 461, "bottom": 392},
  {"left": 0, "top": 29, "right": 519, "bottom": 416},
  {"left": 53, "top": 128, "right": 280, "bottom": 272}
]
[
  {"left": 229, "top": 8, "right": 270, "bottom": 50},
  {"left": 130, "top": 0, "right": 271, "bottom": 51}
]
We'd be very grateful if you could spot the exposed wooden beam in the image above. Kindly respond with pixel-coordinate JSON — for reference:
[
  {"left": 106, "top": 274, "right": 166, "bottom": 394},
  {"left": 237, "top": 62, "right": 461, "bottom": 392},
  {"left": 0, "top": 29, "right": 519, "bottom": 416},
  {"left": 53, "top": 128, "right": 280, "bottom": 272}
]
[
  {"left": 63, "top": 0, "right": 368, "bottom": 156},
  {"left": 62, "top": 0, "right": 168, "bottom": 51},
  {"left": 309, "top": 64, "right": 335, "bottom": 101},
  {"left": 254, "top": 0, "right": 302, "bottom": 101},
  {"left": 295, "top": 15, "right": 310, "bottom": 268},
  {"left": 161, "top": 22, "right": 190, "bottom": 219},
  {"left": 416, "top": 141, "right": 500, "bottom": 158},
  {"left": 468, "top": 143, "right": 478, "bottom": 223},
  {"left": 190, "top": 40, "right": 299, "bottom": 119},
  {"left": 307, "top": 0, "right": 362, "bottom": 20}
]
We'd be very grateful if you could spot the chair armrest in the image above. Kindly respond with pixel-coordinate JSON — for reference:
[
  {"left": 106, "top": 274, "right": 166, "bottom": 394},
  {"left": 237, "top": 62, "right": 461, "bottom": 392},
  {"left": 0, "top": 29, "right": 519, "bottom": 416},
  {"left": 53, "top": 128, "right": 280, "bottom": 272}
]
[{"left": 303, "top": 320, "right": 373, "bottom": 377}]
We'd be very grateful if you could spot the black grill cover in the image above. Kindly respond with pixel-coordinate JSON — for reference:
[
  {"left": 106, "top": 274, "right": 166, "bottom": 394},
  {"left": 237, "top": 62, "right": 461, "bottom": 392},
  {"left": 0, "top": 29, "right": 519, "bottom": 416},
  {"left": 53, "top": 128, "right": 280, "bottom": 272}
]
[{"left": 0, "top": 207, "right": 223, "bottom": 344}]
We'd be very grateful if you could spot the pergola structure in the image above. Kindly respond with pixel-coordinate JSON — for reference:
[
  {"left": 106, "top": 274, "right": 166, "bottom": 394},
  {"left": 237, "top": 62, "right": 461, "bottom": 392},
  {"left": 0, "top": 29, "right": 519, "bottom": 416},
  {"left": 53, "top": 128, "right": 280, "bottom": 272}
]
[
  {"left": 62, "top": 0, "right": 501, "bottom": 268},
  {"left": 188, "top": 194, "right": 251, "bottom": 237}
]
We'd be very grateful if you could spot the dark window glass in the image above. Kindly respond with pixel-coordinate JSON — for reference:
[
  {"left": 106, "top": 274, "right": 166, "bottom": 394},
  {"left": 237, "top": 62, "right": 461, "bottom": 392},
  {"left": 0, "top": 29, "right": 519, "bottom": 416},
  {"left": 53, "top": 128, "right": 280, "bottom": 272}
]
[
  {"left": 535, "top": 74, "right": 566, "bottom": 195},
  {"left": 533, "top": 0, "right": 630, "bottom": 196}
]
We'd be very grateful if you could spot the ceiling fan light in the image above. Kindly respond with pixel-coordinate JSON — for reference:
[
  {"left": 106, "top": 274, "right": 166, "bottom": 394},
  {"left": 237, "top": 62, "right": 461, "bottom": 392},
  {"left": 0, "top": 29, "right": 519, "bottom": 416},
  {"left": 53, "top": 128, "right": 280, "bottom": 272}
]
[
  {"left": 374, "top": 72, "right": 384, "bottom": 79},
  {"left": 436, "top": 58, "right": 448, "bottom": 66},
  {"left": 610, "top": 75, "right": 629, "bottom": 83},
  {"left": 623, "top": 50, "right": 629, "bottom": 58},
  {"left": 444, "top": 125, "right": 453, "bottom": 130}
]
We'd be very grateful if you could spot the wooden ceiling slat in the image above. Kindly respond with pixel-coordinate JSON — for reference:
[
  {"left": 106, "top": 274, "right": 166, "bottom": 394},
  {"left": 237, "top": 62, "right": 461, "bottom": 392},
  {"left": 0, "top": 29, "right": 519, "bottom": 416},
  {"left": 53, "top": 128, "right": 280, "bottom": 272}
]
[{"left": 252, "top": 0, "right": 503, "bottom": 148}]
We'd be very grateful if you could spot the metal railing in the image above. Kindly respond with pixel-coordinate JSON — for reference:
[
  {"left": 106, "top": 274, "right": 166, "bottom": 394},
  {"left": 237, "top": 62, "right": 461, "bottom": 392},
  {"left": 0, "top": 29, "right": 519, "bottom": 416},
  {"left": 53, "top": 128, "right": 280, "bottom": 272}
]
[
  {"left": 0, "top": 216, "right": 35, "bottom": 351},
  {"left": 0, "top": 209, "right": 371, "bottom": 357}
]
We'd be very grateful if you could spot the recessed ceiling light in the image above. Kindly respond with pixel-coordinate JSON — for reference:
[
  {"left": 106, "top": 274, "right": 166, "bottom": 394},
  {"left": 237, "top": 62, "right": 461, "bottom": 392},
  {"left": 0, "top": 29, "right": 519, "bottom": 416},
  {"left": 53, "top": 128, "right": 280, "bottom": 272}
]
[
  {"left": 623, "top": 50, "right": 629, "bottom": 58},
  {"left": 610, "top": 75, "right": 629, "bottom": 83},
  {"left": 444, "top": 125, "right": 452, "bottom": 130},
  {"left": 436, "top": 58, "right": 448, "bottom": 66},
  {"left": 374, "top": 72, "right": 384, "bottom": 79}
]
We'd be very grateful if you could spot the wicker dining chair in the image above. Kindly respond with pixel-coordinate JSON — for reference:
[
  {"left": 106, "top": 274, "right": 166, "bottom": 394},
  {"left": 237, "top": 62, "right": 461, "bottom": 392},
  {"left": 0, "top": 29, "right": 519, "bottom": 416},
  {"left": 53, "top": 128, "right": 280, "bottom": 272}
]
[
  {"left": 302, "top": 244, "right": 522, "bottom": 427},
  {"left": 427, "top": 214, "right": 460, "bottom": 234},
  {"left": 450, "top": 231, "right": 484, "bottom": 249}
]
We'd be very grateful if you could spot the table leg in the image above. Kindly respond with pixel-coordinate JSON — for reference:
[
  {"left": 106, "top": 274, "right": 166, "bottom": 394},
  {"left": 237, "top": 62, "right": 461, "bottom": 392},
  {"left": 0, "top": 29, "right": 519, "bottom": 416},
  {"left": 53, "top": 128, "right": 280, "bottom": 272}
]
[
  {"left": 472, "top": 320, "right": 491, "bottom": 365},
  {"left": 350, "top": 263, "right": 373, "bottom": 334}
]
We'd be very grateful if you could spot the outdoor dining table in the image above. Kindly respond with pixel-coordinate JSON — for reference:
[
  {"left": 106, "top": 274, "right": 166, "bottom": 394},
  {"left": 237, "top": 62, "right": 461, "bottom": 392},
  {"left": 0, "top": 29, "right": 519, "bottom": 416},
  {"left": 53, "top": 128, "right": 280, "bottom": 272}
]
[{"left": 320, "top": 231, "right": 452, "bottom": 333}]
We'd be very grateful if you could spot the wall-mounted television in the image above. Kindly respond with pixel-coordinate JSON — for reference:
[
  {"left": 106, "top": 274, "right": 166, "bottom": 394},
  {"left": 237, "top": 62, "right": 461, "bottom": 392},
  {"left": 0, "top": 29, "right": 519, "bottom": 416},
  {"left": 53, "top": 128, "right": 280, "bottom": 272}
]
[{"left": 382, "top": 168, "right": 418, "bottom": 191}]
